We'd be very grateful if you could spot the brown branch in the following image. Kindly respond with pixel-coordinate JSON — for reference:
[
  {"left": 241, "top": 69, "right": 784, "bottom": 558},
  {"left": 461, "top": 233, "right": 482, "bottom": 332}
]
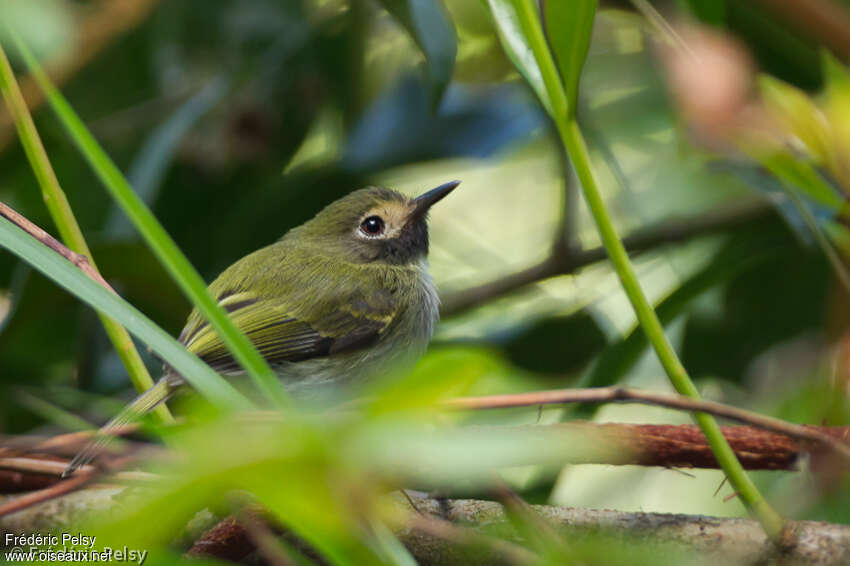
[
  {"left": 0, "top": 472, "right": 92, "bottom": 517},
  {"left": 0, "top": 456, "right": 94, "bottom": 477},
  {"left": 441, "top": 198, "right": 772, "bottom": 315},
  {"left": 0, "top": 202, "right": 117, "bottom": 293},
  {"left": 13, "top": 488, "right": 845, "bottom": 565},
  {"left": 446, "top": 386, "right": 850, "bottom": 464}
]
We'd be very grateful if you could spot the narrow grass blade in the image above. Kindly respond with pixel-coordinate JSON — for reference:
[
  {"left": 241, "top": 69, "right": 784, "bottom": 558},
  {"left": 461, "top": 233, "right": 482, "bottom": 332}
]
[
  {"left": 8, "top": 31, "right": 290, "bottom": 408},
  {"left": 0, "top": 214, "right": 252, "bottom": 412},
  {"left": 0, "top": 42, "right": 171, "bottom": 423}
]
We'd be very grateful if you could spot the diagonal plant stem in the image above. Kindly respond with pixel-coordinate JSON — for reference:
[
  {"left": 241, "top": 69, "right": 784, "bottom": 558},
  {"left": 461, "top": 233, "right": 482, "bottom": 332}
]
[
  {"left": 5, "top": 31, "right": 290, "bottom": 408},
  {"left": 512, "top": 0, "right": 784, "bottom": 538},
  {"left": 0, "top": 45, "right": 173, "bottom": 425}
]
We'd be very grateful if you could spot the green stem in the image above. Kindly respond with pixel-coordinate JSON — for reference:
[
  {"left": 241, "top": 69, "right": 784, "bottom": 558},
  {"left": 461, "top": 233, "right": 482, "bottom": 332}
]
[
  {"left": 8, "top": 32, "right": 290, "bottom": 408},
  {"left": 0, "top": 45, "right": 173, "bottom": 425},
  {"left": 514, "top": 0, "right": 784, "bottom": 538}
]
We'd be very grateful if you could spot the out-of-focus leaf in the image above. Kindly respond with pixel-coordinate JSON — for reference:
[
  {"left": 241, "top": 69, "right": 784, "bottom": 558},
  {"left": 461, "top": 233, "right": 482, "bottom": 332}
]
[
  {"left": 483, "top": 0, "right": 553, "bottom": 115},
  {"left": 360, "top": 346, "right": 501, "bottom": 414},
  {"left": 369, "top": 520, "right": 418, "bottom": 566},
  {"left": 343, "top": 78, "right": 544, "bottom": 172},
  {"left": 760, "top": 153, "right": 847, "bottom": 213},
  {"left": 106, "top": 77, "right": 229, "bottom": 238},
  {"left": 0, "top": 0, "right": 72, "bottom": 62},
  {"left": 378, "top": 0, "right": 457, "bottom": 106},
  {"left": 822, "top": 51, "right": 850, "bottom": 186},
  {"left": 583, "top": 213, "right": 787, "bottom": 394},
  {"left": 685, "top": 0, "right": 726, "bottom": 25},
  {"left": 681, "top": 222, "right": 829, "bottom": 382},
  {"left": 759, "top": 75, "right": 830, "bottom": 164},
  {"left": 0, "top": 214, "right": 251, "bottom": 411},
  {"left": 543, "top": 0, "right": 596, "bottom": 119},
  {"left": 501, "top": 309, "right": 606, "bottom": 378},
  {"left": 718, "top": 162, "right": 829, "bottom": 246}
]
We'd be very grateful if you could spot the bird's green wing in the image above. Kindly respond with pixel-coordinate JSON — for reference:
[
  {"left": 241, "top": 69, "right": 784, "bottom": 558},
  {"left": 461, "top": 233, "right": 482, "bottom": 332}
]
[{"left": 177, "top": 246, "right": 401, "bottom": 375}]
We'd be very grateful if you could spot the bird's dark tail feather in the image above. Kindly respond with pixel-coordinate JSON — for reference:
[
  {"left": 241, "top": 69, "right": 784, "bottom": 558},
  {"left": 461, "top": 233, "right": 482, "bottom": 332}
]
[{"left": 62, "top": 377, "right": 176, "bottom": 478}]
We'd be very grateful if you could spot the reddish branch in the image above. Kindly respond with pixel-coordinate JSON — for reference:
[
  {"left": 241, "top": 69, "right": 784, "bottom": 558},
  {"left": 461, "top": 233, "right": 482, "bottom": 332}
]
[
  {"left": 446, "top": 386, "right": 850, "bottom": 463},
  {"left": 0, "top": 471, "right": 92, "bottom": 516}
]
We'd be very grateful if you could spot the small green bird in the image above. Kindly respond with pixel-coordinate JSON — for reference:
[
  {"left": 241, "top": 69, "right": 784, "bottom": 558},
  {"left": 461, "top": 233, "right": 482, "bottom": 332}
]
[{"left": 65, "top": 181, "right": 459, "bottom": 475}]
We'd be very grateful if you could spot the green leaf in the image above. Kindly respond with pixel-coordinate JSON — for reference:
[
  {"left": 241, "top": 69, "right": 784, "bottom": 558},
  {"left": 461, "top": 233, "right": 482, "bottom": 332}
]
[
  {"left": 484, "top": 0, "right": 554, "bottom": 116},
  {"left": 8, "top": 30, "right": 290, "bottom": 407},
  {"left": 759, "top": 75, "right": 829, "bottom": 164},
  {"left": 0, "top": 214, "right": 252, "bottom": 412},
  {"left": 761, "top": 153, "right": 847, "bottom": 213},
  {"left": 543, "top": 0, "right": 596, "bottom": 119},
  {"left": 379, "top": 0, "right": 457, "bottom": 106}
]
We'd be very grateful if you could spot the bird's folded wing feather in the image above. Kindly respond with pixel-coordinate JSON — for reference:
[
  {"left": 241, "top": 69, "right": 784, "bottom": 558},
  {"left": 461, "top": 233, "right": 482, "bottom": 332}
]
[{"left": 177, "top": 257, "right": 400, "bottom": 374}]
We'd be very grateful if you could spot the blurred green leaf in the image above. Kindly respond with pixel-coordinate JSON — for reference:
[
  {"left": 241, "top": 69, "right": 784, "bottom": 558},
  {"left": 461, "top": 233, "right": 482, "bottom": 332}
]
[
  {"left": 543, "top": 0, "right": 596, "bottom": 119},
  {"left": 484, "top": 0, "right": 553, "bottom": 115},
  {"left": 759, "top": 75, "right": 830, "bottom": 164},
  {"left": 0, "top": 214, "right": 251, "bottom": 411},
  {"left": 0, "top": 0, "right": 72, "bottom": 62},
  {"left": 761, "top": 153, "right": 846, "bottom": 213},
  {"left": 681, "top": 226, "right": 829, "bottom": 382},
  {"left": 502, "top": 309, "right": 606, "bottom": 378},
  {"left": 584, "top": 216, "right": 786, "bottom": 395},
  {"left": 684, "top": 0, "right": 726, "bottom": 25},
  {"left": 106, "top": 78, "right": 229, "bottom": 238},
  {"left": 379, "top": 0, "right": 457, "bottom": 106}
]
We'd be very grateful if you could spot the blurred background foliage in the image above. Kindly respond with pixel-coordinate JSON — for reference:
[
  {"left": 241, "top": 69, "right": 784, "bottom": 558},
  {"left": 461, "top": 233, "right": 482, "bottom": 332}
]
[{"left": 2, "top": 0, "right": 850, "bottom": 544}]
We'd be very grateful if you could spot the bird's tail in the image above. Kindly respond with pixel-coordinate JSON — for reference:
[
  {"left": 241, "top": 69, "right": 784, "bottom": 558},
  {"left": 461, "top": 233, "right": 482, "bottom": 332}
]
[{"left": 63, "top": 377, "right": 177, "bottom": 478}]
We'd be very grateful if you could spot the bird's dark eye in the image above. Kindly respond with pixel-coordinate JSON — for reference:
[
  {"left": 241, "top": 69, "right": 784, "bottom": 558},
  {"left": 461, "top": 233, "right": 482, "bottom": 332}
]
[{"left": 360, "top": 215, "right": 385, "bottom": 237}]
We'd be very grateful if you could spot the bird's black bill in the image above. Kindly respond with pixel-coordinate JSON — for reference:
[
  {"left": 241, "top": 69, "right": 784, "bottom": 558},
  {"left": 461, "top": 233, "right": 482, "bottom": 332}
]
[{"left": 411, "top": 180, "right": 460, "bottom": 217}]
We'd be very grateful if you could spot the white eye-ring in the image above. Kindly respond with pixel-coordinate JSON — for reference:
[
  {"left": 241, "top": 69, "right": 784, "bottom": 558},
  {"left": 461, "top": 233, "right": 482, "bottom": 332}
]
[{"left": 359, "top": 215, "right": 386, "bottom": 238}]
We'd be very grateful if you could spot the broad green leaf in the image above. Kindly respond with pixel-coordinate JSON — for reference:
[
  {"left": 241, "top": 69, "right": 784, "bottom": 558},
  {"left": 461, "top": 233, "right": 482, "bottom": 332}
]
[
  {"left": 0, "top": 214, "right": 252, "bottom": 411},
  {"left": 484, "top": 0, "right": 554, "bottom": 116},
  {"left": 543, "top": 0, "right": 596, "bottom": 119},
  {"left": 380, "top": 0, "right": 457, "bottom": 107}
]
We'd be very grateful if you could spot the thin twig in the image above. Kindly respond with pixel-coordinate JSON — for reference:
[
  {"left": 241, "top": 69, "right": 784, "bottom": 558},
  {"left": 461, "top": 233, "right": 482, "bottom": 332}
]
[
  {"left": 0, "top": 473, "right": 92, "bottom": 517},
  {"left": 440, "top": 199, "right": 772, "bottom": 315},
  {"left": 0, "top": 202, "right": 116, "bottom": 293},
  {"left": 445, "top": 386, "right": 850, "bottom": 463},
  {"left": 0, "top": 457, "right": 94, "bottom": 477},
  {"left": 0, "top": 425, "right": 140, "bottom": 458}
]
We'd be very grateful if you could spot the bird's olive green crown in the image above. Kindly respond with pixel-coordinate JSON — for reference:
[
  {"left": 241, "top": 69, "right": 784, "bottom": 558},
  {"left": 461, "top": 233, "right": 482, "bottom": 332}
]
[{"left": 283, "top": 181, "right": 459, "bottom": 265}]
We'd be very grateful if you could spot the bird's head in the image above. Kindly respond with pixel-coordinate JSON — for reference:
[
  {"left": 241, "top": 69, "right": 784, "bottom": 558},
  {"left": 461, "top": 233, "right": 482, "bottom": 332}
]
[{"left": 288, "top": 181, "right": 460, "bottom": 265}]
